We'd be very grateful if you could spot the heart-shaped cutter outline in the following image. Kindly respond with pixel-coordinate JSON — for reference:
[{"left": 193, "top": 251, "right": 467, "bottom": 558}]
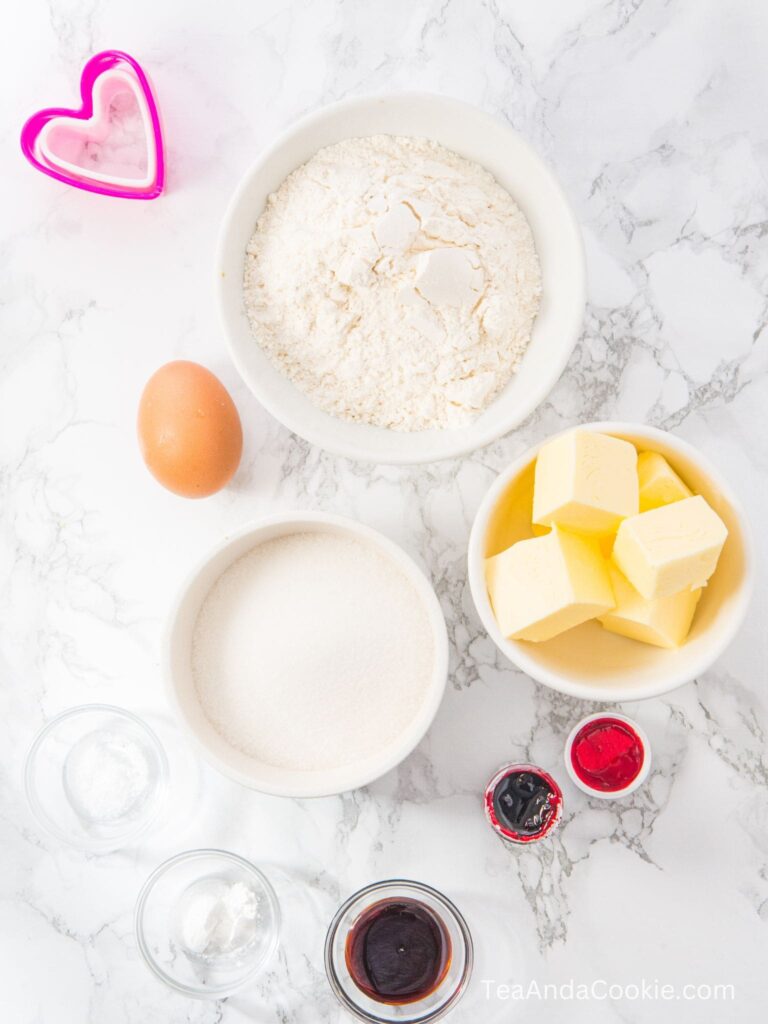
[
  {"left": 38, "top": 67, "right": 157, "bottom": 191},
  {"left": 20, "top": 50, "right": 164, "bottom": 200}
]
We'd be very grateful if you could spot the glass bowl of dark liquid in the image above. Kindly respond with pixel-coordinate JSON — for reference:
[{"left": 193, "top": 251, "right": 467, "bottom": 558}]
[{"left": 325, "top": 880, "right": 473, "bottom": 1023}]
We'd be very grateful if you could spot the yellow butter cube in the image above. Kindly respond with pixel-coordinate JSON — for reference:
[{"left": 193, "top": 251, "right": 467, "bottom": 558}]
[
  {"left": 638, "top": 451, "right": 692, "bottom": 512},
  {"left": 599, "top": 564, "right": 701, "bottom": 648},
  {"left": 612, "top": 495, "right": 728, "bottom": 600},
  {"left": 485, "top": 527, "right": 615, "bottom": 643},
  {"left": 533, "top": 430, "right": 639, "bottom": 536}
]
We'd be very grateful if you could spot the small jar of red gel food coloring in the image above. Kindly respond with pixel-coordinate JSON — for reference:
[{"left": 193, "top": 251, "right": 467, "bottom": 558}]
[
  {"left": 565, "top": 713, "right": 651, "bottom": 799},
  {"left": 484, "top": 763, "right": 563, "bottom": 845}
]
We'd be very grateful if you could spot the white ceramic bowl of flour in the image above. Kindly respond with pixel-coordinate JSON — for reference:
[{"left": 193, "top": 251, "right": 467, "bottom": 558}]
[
  {"left": 165, "top": 513, "right": 449, "bottom": 797},
  {"left": 217, "top": 93, "right": 585, "bottom": 463}
]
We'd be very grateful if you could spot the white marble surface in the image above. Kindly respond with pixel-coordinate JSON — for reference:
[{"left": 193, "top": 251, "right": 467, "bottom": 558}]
[{"left": 2, "top": 1, "right": 767, "bottom": 1021}]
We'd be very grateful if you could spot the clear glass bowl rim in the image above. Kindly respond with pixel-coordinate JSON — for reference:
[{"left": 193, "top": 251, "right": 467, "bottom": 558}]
[
  {"left": 24, "top": 702, "right": 170, "bottom": 852},
  {"left": 324, "top": 878, "right": 474, "bottom": 1024},
  {"left": 134, "top": 847, "right": 282, "bottom": 999}
]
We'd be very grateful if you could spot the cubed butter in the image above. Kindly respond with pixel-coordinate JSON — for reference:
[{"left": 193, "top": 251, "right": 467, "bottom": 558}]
[
  {"left": 638, "top": 451, "right": 692, "bottom": 511},
  {"left": 599, "top": 564, "right": 701, "bottom": 649},
  {"left": 485, "top": 527, "right": 615, "bottom": 643},
  {"left": 612, "top": 495, "right": 728, "bottom": 600},
  {"left": 533, "top": 430, "right": 639, "bottom": 535}
]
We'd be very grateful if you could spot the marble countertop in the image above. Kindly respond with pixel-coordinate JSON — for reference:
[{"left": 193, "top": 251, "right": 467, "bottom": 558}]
[{"left": 2, "top": 2, "right": 767, "bottom": 1022}]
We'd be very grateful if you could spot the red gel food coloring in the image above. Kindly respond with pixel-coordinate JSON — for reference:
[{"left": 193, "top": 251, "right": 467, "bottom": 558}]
[
  {"left": 345, "top": 898, "right": 451, "bottom": 1005},
  {"left": 571, "top": 717, "right": 644, "bottom": 792}
]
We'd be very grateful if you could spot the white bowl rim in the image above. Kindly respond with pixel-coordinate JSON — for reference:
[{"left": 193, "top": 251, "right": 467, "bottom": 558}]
[
  {"left": 215, "top": 91, "right": 586, "bottom": 464},
  {"left": 468, "top": 420, "right": 756, "bottom": 702},
  {"left": 163, "top": 511, "right": 450, "bottom": 797},
  {"left": 563, "top": 711, "right": 651, "bottom": 799}
]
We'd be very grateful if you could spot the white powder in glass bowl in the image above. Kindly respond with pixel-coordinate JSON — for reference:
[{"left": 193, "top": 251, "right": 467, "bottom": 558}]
[
  {"left": 244, "top": 134, "right": 541, "bottom": 432},
  {"left": 191, "top": 532, "right": 435, "bottom": 772}
]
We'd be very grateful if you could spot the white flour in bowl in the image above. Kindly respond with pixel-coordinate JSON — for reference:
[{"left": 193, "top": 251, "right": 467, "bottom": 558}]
[
  {"left": 243, "top": 135, "right": 541, "bottom": 431},
  {"left": 191, "top": 531, "right": 435, "bottom": 771}
]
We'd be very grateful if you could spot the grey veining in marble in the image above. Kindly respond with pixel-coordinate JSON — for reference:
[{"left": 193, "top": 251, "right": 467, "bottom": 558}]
[{"left": 1, "top": 1, "right": 767, "bottom": 1022}]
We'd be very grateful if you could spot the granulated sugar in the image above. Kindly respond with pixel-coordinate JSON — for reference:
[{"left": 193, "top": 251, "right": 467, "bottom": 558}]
[{"left": 191, "top": 532, "right": 435, "bottom": 771}]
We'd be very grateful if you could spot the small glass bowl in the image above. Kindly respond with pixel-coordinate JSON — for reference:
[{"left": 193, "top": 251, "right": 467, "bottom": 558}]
[
  {"left": 135, "top": 849, "right": 281, "bottom": 999},
  {"left": 484, "top": 763, "right": 563, "bottom": 845},
  {"left": 24, "top": 704, "right": 169, "bottom": 854},
  {"left": 325, "top": 879, "right": 473, "bottom": 1023}
]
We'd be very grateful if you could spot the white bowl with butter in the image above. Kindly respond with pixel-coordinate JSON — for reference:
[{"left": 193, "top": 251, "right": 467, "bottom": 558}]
[
  {"left": 216, "top": 93, "right": 584, "bottom": 463},
  {"left": 468, "top": 422, "right": 754, "bottom": 702}
]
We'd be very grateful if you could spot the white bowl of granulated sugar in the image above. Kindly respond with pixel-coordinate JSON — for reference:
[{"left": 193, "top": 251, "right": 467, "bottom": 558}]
[
  {"left": 164, "top": 513, "right": 449, "bottom": 797},
  {"left": 217, "top": 93, "right": 585, "bottom": 464}
]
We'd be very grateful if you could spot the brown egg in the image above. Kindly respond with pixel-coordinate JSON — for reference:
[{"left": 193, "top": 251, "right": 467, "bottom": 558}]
[{"left": 138, "top": 361, "right": 243, "bottom": 498}]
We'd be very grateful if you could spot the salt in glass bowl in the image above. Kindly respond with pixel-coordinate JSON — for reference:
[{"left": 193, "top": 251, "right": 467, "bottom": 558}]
[
  {"left": 135, "top": 849, "right": 281, "bottom": 999},
  {"left": 24, "top": 704, "right": 169, "bottom": 854}
]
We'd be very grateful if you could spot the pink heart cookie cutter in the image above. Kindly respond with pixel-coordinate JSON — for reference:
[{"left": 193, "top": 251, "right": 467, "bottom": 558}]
[{"left": 20, "top": 50, "right": 164, "bottom": 200}]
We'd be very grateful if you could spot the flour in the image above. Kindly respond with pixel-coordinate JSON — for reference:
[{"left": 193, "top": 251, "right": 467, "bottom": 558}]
[
  {"left": 191, "top": 532, "right": 435, "bottom": 771},
  {"left": 243, "top": 135, "right": 542, "bottom": 431}
]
